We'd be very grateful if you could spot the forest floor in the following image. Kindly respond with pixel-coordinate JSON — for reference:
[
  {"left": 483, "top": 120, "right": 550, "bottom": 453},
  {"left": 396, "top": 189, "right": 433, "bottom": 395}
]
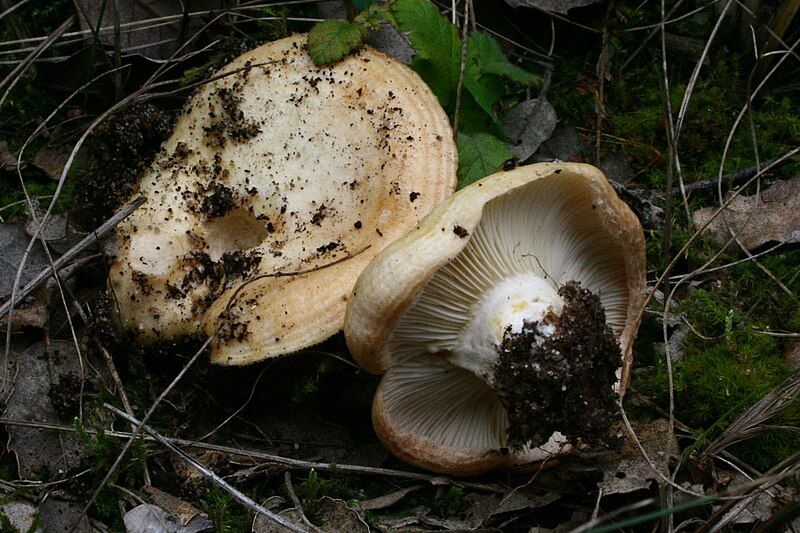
[{"left": 0, "top": 0, "right": 799, "bottom": 531}]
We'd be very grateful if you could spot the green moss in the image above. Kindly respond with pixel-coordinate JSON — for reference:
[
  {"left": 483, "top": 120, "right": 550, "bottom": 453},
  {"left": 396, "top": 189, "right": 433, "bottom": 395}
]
[
  {"left": 203, "top": 486, "right": 250, "bottom": 532},
  {"left": 434, "top": 486, "right": 468, "bottom": 517}
]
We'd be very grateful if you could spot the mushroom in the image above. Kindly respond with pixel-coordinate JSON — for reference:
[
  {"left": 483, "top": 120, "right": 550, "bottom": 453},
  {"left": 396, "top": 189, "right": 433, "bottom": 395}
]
[
  {"left": 108, "top": 34, "right": 457, "bottom": 365},
  {"left": 344, "top": 162, "right": 646, "bottom": 475}
]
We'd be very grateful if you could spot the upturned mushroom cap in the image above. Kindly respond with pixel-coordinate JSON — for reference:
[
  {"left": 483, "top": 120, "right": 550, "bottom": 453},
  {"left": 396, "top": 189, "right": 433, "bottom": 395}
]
[
  {"left": 344, "top": 162, "right": 646, "bottom": 475},
  {"left": 108, "top": 34, "right": 456, "bottom": 365}
]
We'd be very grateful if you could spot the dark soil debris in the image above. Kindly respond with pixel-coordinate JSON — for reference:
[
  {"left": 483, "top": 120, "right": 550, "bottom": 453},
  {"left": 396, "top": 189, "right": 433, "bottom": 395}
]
[
  {"left": 77, "top": 104, "right": 173, "bottom": 227},
  {"left": 453, "top": 225, "right": 469, "bottom": 238},
  {"left": 495, "top": 281, "right": 620, "bottom": 450}
]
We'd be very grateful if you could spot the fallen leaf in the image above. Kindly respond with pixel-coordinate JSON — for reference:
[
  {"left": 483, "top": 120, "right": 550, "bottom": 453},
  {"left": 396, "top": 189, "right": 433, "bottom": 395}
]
[
  {"left": 0, "top": 501, "right": 38, "bottom": 532},
  {"left": 25, "top": 212, "right": 68, "bottom": 243},
  {"left": 366, "top": 23, "right": 416, "bottom": 64},
  {"left": 353, "top": 485, "right": 425, "bottom": 511},
  {"left": 123, "top": 503, "right": 213, "bottom": 533},
  {"left": 0, "top": 140, "right": 19, "bottom": 171},
  {"left": 503, "top": 0, "right": 601, "bottom": 13},
  {"left": 536, "top": 124, "right": 589, "bottom": 162},
  {"left": 143, "top": 486, "right": 204, "bottom": 526},
  {"left": 597, "top": 419, "right": 678, "bottom": 495},
  {"left": 422, "top": 486, "right": 559, "bottom": 529},
  {"left": 693, "top": 176, "right": 800, "bottom": 252},
  {"left": 611, "top": 181, "right": 666, "bottom": 229},
  {"left": 0, "top": 223, "right": 49, "bottom": 302},
  {"left": 501, "top": 96, "right": 558, "bottom": 161},
  {"left": 38, "top": 494, "right": 93, "bottom": 532},
  {"left": 3, "top": 340, "right": 86, "bottom": 479},
  {"left": 31, "top": 144, "right": 75, "bottom": 180},
  {"left": 0, "top": 285, "right": 49, "bottom": 330},
  {"left": 531, "top": 511, "right": 592, "bottom": 532},
  {"left": 784, "top": 342, "right": 800, "bottom": 370},
  {"left": 253, "top": 497, "right": 368, "bottom": 533}
]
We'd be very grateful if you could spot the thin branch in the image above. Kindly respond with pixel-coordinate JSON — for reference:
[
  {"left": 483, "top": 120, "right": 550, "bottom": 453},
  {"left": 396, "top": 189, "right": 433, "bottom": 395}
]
[
  {"left": 0, "top": 197, "right": 145, "bottom": 320},
  {"left": 105, "top": 404, "right": 307, "bottom": 533}
]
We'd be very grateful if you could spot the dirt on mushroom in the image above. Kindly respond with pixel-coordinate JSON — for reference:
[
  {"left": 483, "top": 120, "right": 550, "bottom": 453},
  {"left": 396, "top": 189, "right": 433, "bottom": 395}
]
[{"left": 496, "top": 281, "right": 621, "bottom": 450}]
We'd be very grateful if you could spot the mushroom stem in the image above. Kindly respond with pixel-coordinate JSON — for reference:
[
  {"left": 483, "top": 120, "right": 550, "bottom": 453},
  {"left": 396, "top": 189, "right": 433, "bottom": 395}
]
[
  {"left": 494, "top": 281, "right": 621, "bottom": 449},
  {"left": 445, "top": 273, "right": 564, "bottom": 386}
]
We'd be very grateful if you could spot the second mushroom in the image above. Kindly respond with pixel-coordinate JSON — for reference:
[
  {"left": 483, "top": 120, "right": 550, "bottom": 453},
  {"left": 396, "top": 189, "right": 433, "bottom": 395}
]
[{"left": 345, "top": 162, "right": 646, "bottom": 475}]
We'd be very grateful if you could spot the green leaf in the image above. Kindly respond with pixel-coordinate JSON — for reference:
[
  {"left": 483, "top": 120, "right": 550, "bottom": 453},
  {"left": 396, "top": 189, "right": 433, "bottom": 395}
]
[
  {"left": 468, "top": 32, "right": 538, "bottom": 86},
  {"left": 390, "top": 0, "right": 461, "bottom": 109},
  {"left": 463, "top": 32, "right": 539, "bottom": 127},
  {"left": 456, "top": 132, "right": 513, "bottom": 188},
  {"left": 307, "top": 20, "right": 367, "bottom": 67}
]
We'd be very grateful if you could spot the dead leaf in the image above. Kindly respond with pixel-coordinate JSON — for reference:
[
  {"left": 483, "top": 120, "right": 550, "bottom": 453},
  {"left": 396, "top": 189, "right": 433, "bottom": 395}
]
[
  {"left": 0, "top": 501, "right": 38, "bottom": 532},
  {"left": 693, "top": 176, "right": 800, "bottom": 252},
  {"left": 536, "top": 125, "right": 589, "bottom": 163},
  {"left": 0, "top": 141, "right": 19, "bottom": 171},
  {"left": 38, "top": 494, "right": 93, "bottom": 532},
  {"left": 123, "top": 503, "right": 213, "bottom": 533},
  {"left": 143, "top": 486, "right": 204, "bottom": 526},
  {"left": 610, "top": 181, "right": 666, "bottom": 229},
  {"left": 353, "top": 485, "right": 425, "bottom": 512},
  {"left": 253, "top": 497, "right": 368, "bottom": 533},
  {"left": 503, "top": 0, "right": 601, "bottom": 14},
  {"left": 0, "top": 223, "right": 49, "bottom": 302},
  {"left": 784, "top": 342, "right": 800, "bottom": 371},
  {"left": 3, "top": 340, "right": 86, "bottom": 479},
  {"left": 25, "top": 212, "right": 68, "bottom": 243},
  {"left": 32, "top": 144, "right": 75, "bottom": 181},
  {"left": 367, "top": 23, "right": 416, "bottom": 64},
  {"left": 501, "top": 97, "right": 558, "bottom": 162},
  {"left": 421, "top": 486, "right": 559, "bottom": 530},
  {"left": 597, "top": 419, "right": 678, "bottom": 495}
]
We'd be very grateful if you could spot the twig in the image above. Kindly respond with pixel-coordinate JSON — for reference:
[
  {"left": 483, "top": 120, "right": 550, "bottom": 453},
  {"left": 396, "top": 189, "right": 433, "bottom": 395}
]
[
  {"left": 594, "top": 0, "right": 614, "bottom": 167},
  {"left": 76, "top": 336, "right": 214, "bottom": 531},
  {"left": 0, "top": 417, "right": 505, "bottom": 490},
  {"left": 105, "top": 404, "right": 307, "bottom": 533},
  {"left": 0, "top": 16, "right": 75, "bottom": 107},
  {"left": 285, "top": 472, "right": 317, "bottom": 531},
  {"left": 98, "top": 345, "right": 150, "bottom": 485},
  {"left": 0, "top": 196, "right": 145, "bottom": 320},
  {"left": 452, "top": 0, "right": 469, "bottom": 140},
  {"left": 671, "top": 158, "right": 780, "bottom": 196}
]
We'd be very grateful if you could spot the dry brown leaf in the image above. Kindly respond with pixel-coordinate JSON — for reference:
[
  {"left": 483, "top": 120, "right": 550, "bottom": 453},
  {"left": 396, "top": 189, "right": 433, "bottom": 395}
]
[
  {"left": 4, "top": 340, "right": 86, "bottom": 479},
  {"left": 353, "top": 484, "right": 425, "bottom": 512},
  {"left": 693, "top": 176, "right": 800, "bottom": 251},
  {"left": 597, "top": 419, "right": 678, "bottom": 495},
  {"left": 144, "top": 486, "right": 204, "bottom": 526}
]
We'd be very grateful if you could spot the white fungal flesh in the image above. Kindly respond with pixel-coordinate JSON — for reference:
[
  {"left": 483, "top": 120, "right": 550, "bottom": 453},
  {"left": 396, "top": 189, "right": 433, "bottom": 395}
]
[
  {"left": 379, "top": 172, "right": 631, "bottom": 455},
  {"left": 448, "top": 274, "right": 562, "bottom": 384}
]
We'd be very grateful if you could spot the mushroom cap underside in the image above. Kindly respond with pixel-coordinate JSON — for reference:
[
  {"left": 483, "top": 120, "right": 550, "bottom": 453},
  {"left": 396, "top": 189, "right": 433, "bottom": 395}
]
[
  {"left": 344, "top": 162, "right": 646, "bottom": 474},
  {"left": 108, "top": 34, "right": 457, "bottom": 365}
]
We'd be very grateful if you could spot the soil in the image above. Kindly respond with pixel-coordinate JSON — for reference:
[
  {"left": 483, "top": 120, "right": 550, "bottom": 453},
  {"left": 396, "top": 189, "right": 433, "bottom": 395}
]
[
  {"left": 76, "top": 104, "right": 173, "bottom": 227},
  {"left": 495, "top": 281, "right": 621, "bottom": 450}
]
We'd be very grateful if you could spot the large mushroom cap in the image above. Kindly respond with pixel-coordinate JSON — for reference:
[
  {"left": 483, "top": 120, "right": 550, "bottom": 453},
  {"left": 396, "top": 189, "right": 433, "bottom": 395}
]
[
  {"left": 344, "top": 162, "right": 646, "bottom": 475},
  {"left": 108, "top": 34, "right": 456, "bottom": 365}
]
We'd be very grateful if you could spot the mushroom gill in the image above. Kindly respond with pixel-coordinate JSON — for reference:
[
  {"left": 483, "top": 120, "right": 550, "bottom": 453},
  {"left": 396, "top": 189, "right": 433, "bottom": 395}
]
[{"left": 345, "top": 163, "right": 646, "bottom": 475}]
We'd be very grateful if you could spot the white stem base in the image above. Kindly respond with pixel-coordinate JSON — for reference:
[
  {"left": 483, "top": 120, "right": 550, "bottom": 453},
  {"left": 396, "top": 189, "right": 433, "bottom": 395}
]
[{"left": 443, "top": 273, "right": 563, "bottom": 384}]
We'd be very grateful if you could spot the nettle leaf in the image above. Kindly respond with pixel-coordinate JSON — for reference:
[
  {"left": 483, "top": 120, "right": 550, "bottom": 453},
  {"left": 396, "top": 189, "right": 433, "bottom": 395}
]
[
  {"left": 456, "top": 132, "right": 513, "bottom": 188},
  {"left": 307, "top": 20, "right": 368, "bottom": 67},
  {"left": 390, "top": 0, "right": 461, "bottom": 109}
]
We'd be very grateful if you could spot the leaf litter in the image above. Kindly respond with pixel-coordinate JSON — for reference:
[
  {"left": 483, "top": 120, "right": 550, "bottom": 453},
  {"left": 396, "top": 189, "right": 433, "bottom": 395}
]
[{"left": 3, "top": 340, "right": 87, "bottom": 479}]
